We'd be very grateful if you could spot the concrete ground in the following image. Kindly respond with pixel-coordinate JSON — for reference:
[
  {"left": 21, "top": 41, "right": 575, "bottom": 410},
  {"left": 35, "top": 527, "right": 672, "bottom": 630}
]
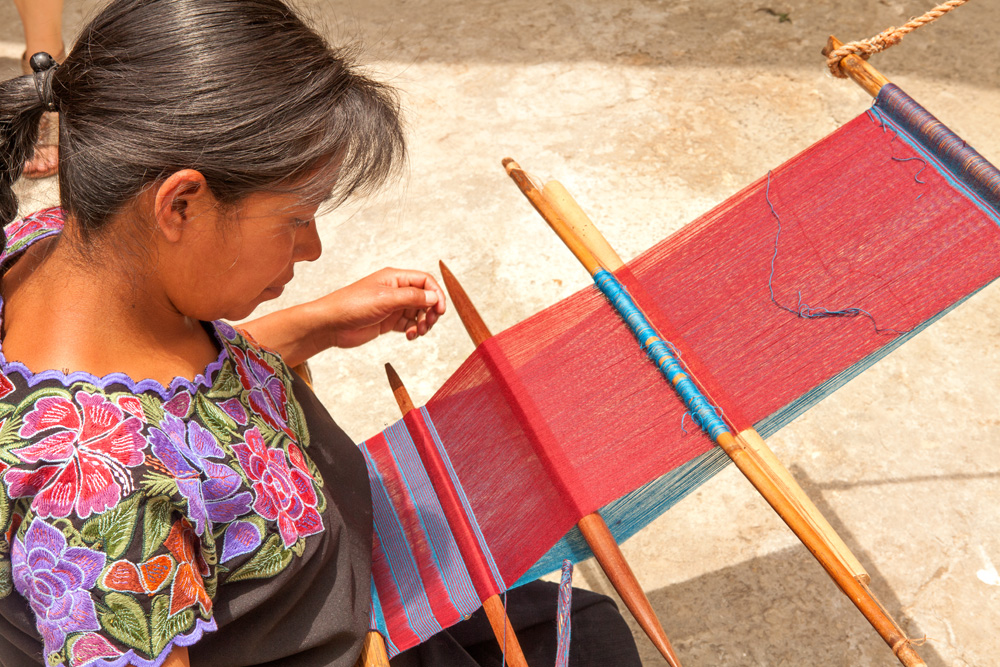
[{"left": 4, "top": 1, "right": 999, "bottom": 665}]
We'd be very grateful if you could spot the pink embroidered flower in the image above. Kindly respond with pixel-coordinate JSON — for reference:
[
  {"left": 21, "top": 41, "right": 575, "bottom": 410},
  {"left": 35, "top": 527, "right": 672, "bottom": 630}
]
[
  {"left": 5, "top": 391, "right": 146, "bottom": 518},
  {"left": 231, "top": 427, "right": 321, "bottom": 548},
  {"left": 3, "top": 208, "right": 64, "bottom": 250},
  {"left": 230, "top": 346, "right": 296, "bottom": 440},
  {"left": 0, "top": 373, "right": 14, "bottom": 400}
]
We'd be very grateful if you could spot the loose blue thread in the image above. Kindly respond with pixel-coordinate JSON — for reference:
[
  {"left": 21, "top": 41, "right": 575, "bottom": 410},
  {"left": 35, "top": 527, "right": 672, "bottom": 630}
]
[
  {"left": 765, "top": 171, "right": 909, "bottom": 335},
  {"left": 554, "top": 559, "right": 574, "bottom": 667},
  {"left": 867, "top": 107, "right": 930, "bottom": 198},
  {"left": 594, "top": 270, "right": 729, "bottom": 439}
]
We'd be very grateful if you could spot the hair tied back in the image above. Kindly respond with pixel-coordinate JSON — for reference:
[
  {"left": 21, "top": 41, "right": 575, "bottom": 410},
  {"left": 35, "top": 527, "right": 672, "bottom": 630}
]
[{"left": 30, "top": 52, "right": 59, "bottom": 112}]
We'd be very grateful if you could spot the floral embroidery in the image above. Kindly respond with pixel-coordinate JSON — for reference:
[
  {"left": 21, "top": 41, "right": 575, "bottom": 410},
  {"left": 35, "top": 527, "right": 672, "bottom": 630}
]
[
  {"left": 232, "top": 427, "right": 322, "bottom": 548},
  {"left": 230, "top": 346, "right": 296, "bottom": 440},
  {"left": 0, "top": 207, "right": 328, "bottom": 667},
  {"left": 163, "top": 519, "right": 212, "bottom": 616},
  {"left": 12, "top": 520, "right": 106, "bottom": 658},
  {"left": 149, "top": 413, "right": 252, "bottom": 536},
  {"left": 5, "top": 391, "right": 146, "bottom": 518}
]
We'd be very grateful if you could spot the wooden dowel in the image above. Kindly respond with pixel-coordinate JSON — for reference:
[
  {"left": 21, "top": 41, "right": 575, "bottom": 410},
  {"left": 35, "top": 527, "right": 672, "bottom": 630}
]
[
  {"left": 541, "top": 182, "right": 625, "bottom": 271},
  {"left": 823, "top": 36, "right": 891, "bottom": 98},
  {"left": 385, "top": 364, "right": 531, "bottom": 667},
  {"left": 439, "top": 260, "right": 683, "bottom": 667},
  {"left": 289, "top": 362, "right": 392, "bottom": 667},
  {"left": 354, "top": 631, "right": 390, "bottom": 667},
  {"left": 505, "top": 161, "right": 925, "bottom": 667}
]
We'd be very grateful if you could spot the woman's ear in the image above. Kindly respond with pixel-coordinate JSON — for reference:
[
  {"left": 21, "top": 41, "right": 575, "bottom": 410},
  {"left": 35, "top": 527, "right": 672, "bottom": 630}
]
[{"left": 153, "top": 169, "right": 214, "bottom": 242}]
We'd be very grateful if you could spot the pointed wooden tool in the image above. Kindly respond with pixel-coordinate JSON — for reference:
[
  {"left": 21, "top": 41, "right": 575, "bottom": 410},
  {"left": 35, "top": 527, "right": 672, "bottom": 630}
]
[
  {"left": 502, "top": 159, "right": 926, "bottom": 667},
  {"left": 439, "top": 261, "right": 684, "bottom": 667},
  {"left": 385, "top": 363, "right": 531, "bottom": 667},
  {"left": 289, "top": 361, "right": 391, "bottom": 667}
]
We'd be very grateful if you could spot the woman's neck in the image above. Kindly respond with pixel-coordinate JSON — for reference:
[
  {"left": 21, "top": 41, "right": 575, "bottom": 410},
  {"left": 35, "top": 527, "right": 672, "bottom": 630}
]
[{"left": 0, "top": 232, "right": 221, "bottom": 387}]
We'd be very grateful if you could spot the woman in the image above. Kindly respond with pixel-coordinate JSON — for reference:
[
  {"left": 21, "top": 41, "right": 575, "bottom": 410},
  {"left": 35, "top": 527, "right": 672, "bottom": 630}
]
[{"left": 0, "top": 1, "right": 640, "bottom": 666}]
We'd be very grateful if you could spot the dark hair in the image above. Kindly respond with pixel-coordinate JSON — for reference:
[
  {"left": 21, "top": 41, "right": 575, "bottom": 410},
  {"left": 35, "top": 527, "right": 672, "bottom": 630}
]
[{"left": 0, "top": 0, "right": 405, "bottom": 247}]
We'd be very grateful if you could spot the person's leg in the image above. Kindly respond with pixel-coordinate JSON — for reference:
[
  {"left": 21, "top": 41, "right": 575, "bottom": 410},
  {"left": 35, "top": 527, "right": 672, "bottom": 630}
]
[
  {"left": 13, "top": 0, "right": 64, "bottom": 59},
  {"left": 13, "top": 0, "right": 64, "bottom": 179}
]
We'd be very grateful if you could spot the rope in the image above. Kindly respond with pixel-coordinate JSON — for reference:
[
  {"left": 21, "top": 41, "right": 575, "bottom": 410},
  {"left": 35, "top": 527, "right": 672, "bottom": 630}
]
[{"left": 827, "top": 0, "right": 970, "bottom": 78}]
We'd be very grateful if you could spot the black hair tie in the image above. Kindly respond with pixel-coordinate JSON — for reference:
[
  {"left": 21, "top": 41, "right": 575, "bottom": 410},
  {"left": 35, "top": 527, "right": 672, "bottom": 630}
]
[{"left": 29, "top": 52, "right": 59, "bottom": 112}]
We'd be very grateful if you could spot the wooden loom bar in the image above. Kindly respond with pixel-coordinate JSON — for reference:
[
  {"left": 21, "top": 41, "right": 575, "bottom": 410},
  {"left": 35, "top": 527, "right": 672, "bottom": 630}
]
[
  {"left": 290, "top": 361, "right": 390, "bottom": 667},
  {"left": 537, "top": 182, "right": 871, "bottom": 586},
  {"left": 504, "top": 161, "right": 926, "bottom": 667},
  {"left": 823, "top": 36, "right": 890, "bottom": 98},
  {"left": 439, "top": 261, "right": 684, "bottom": 667},
  {"left": 384, "top": 364, "right": 531, "bottom": 667}
]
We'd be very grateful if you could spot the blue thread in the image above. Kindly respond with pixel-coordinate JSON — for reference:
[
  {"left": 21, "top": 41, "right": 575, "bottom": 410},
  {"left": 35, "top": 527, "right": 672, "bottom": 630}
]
[
  {"left": 555, "top": 559, "right": 574, "bottom": 667},
  {"left": 891, "top": 156, "right": 928, "bottom": 184},
  {"left": 593, "top": 270, "right": 728, "bottom": 439},
  {"left": 764, "top": 171, "right": 910, "bottom": 335}
]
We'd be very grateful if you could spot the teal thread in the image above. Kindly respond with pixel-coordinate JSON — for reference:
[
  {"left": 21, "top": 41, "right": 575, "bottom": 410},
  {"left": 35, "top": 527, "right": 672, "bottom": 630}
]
[{"left": 593, "top": 269, "right": 729, "bottom": 439}]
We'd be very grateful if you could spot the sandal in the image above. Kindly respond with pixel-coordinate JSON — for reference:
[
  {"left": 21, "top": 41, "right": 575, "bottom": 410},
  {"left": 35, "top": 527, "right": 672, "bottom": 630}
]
[{"left": 21, "top": 48, "right": 65, "bottom": 180}]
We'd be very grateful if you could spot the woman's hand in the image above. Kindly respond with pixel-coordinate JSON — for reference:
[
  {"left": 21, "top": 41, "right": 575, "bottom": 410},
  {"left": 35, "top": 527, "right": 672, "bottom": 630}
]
[
  {"left": 239, "top": 268, "right": 447, "bottom": 366},
  {"left": 320, "top": 268, "right": 447, "bottom": 349}
]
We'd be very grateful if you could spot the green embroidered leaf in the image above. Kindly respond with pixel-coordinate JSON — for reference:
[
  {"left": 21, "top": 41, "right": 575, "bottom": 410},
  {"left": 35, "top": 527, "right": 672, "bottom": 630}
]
[
  {"left": 138, "top": 394, "right": 166, "bottom": 427},
  {"left": 0, "top": 482, "right": 10, "bottom": 538},
  {"left": 80, "top": 493, "right": 140, "bottom": 560},
  {"left": 101, "top": 592, "right": 150, "bottom": 652},
  {"left": 142, "top": 496, "right": 174, "bottom": 561},
  {"left": 0, "top": 414, "right": 24, "bottom": 455},
  {"left": 0, "top": 401, "right": 15, "bottom": 421},
  {"left": 291, "top": 537, "right": 306, "bottom": 558},
  {"left": 289, "top": 399, "right": 310, "bottom": 451},
  {"left": 140, "top": 472, "right": 178, "bottom": 498},
  {"left": 0, "top": 560, "right": 12, "bottom": 598},
  {"left": 194, "top": 394, "right": 236, "bottom": 443},
  {"left": 226, "top": 534, "right": 293, "bottom": 583},
  {"left": 150, "top": 594, "right": 195, "bottom": 657},
  {"left": 206, "top": 360, "right": 242, "bottom": 400}
]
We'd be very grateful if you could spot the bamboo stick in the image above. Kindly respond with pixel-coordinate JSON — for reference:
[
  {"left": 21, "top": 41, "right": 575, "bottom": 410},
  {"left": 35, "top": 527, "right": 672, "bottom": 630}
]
[
  {"left": 384, "top": 363, "right": 531, "bottom": 667},
  {"left": 439, "top": 261, "right": 684, "bottom": 667},
  {"left": 823, "top": 36, "right": 891, "bottom": 98},
  {"left": 504, "top": 160, "right": 926, "bottom": 667}
]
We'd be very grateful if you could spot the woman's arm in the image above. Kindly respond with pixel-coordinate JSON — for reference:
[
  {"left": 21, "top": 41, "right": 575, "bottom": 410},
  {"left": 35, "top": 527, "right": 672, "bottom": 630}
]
[{"left": 240, "top": 268, "right": 447, "bottom": 367}]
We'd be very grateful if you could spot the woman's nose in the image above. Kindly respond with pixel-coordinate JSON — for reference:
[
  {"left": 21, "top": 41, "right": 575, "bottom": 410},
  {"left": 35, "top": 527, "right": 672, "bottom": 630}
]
[{"left": 294, "top": 220, "right": 322, "bottom": 262}]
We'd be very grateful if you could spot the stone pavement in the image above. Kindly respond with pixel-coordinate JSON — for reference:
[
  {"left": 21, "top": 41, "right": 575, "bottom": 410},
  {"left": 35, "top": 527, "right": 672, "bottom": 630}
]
[{"left": 3, "top": 1, "right": 998, "bottom": 665}]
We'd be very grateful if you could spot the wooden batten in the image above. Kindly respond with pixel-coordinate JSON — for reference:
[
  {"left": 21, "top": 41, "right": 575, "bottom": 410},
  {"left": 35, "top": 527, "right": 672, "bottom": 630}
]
[{"left": 439, "top": 261, "right": 684, "bottom": 666}]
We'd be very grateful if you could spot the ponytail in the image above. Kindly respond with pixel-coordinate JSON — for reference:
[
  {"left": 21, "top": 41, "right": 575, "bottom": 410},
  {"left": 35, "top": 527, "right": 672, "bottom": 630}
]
[{"left": 0, "top": 73, "right": 54, "bottom": 248}]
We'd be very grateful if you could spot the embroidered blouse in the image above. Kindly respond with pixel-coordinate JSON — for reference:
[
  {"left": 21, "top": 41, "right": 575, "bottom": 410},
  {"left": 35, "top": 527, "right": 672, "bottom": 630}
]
[{"left": 0, "top": 209, "right": 373, "bottom": 667}]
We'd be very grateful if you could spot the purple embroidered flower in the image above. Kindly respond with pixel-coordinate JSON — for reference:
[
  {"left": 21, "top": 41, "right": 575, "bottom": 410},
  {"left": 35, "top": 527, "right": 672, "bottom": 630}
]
[
  {"left": 11, "top": 520, "right": 105, "bottom": 659},
  {"left": 149, "top": 413, "right": 252, "bottom": 535},
  {"left": 218, "top": 398, "right": 248, "bottom": 426},
  {"left": 221, "top": 520, "right": 262, "bottom": 562},
  {"left": 231, "top": 427, "right": 322, "bottom": 548},
  {"left": 230, "top": 346, "right": 295, "bottom": 441},
  {"left": 5, "top": 391, "right": 146, "bottom": 518},
  {"left": 214, "top": 321, "right": 238, "bottom": 341}
]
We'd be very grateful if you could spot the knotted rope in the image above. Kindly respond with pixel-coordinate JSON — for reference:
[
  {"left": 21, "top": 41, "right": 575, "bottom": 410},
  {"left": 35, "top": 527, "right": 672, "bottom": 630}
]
[{"left": 827, "top": 0, "right": 970, "bottom": 78}]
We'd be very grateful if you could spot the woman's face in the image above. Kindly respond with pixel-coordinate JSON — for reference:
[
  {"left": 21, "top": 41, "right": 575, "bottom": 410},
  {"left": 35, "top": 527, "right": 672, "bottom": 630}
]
[{"left": 165, "top": 190, "right": 323, "bottom": 322}]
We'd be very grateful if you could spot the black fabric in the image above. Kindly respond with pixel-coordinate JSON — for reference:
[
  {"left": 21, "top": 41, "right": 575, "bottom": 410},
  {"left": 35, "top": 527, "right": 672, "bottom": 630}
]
[
  {"left": 188, "top": 372, "right": 373, "bottom": 667},
  {"left": 390, "top": 581, "right": 641, "bottom": 667}
]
